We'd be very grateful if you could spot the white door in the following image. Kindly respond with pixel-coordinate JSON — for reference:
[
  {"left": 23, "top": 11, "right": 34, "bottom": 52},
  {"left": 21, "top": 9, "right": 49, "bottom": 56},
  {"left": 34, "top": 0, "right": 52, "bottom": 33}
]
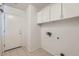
[{"left": 4, "top": 14, "right": 22, "bottom": 50}]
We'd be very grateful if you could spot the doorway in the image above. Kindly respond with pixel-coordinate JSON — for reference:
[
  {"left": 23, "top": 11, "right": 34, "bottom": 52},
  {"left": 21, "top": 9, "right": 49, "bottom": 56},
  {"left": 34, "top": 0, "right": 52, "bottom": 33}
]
[{"left": 0, "top": 4, "right": 24, "bottom": 55}]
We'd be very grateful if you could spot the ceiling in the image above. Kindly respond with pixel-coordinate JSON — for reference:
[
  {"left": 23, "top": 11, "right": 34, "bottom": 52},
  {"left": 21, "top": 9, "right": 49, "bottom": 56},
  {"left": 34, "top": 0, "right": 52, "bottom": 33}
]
[{"left": 4, "top": 3, "right": 50, "bottom": 12}]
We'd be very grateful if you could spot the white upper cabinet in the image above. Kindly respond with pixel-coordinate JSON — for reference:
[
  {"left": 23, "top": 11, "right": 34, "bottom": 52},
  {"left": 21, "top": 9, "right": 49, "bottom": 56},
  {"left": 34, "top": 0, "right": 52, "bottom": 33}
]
[
  {"left": 50, "top": 3, "right": 61, "bottom": 21},
  {"left": 37, "top": 5, "right": 50, "bottom": 24},
  {"left": 37, "top": 3, "right": 62, "bottom": 24},
  {"left": 42, "top": 5, "right": 50, "bottom": 23},
  {"left": 37, "top": 3, "right": 79, "bottom": 24},
  {"left": 62, "top": 3, "right": 79, "bottom": 18},
  {"left": 37, "top": 10, "right": 43, "bottom": 23}
]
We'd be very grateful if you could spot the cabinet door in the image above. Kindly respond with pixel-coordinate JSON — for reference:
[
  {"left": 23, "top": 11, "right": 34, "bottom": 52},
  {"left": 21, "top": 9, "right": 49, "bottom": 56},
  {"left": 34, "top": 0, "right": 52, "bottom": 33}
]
[
  {"left": 37, "top": 10, "right": 43, "bottom": 23},
  {"left": 50, "top": 3, "right": 61, "bottom": 21},
  {"left": 42, "top": 5, "right": 50, "bottom": 23},
  {"left": 63, "top": 3, "right": 79, "bottom": 18}
]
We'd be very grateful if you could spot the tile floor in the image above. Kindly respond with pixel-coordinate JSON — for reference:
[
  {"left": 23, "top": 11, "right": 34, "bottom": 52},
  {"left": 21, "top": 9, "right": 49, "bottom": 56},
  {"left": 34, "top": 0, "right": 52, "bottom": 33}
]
[{"left": 3, "top": 47, "right": 53, "bottom": 56}]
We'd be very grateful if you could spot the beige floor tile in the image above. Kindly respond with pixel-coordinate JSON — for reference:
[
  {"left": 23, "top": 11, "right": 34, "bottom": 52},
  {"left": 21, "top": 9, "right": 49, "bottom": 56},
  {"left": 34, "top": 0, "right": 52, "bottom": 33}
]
[{"left": 3, "top": 47, "right": 53, "bottom": 56}]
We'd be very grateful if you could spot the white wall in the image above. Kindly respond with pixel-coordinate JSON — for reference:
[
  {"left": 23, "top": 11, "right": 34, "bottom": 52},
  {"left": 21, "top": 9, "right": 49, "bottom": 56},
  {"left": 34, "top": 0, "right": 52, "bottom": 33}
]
[
  {"left": 0, "top": 11, "right": 3, "bottom": 55},
  {"left": 30, "top": 5, "right": 41, "bottom": 51},
  {"left": 41, "top": 17, "right": 79, "bottom": 56},
  {"left": 26, "top": 5, "right": 41, "bottom": 51}
]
